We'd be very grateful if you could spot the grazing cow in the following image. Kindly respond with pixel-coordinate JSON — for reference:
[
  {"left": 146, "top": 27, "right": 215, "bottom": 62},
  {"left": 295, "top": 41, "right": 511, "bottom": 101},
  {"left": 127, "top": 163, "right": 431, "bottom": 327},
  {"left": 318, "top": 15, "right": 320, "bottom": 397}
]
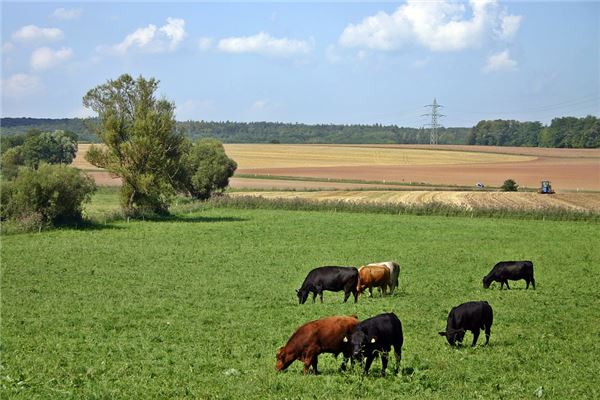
[
  {"left": 297, "top": 266, "right": 359, "bottom": 304},
  {"left": 367, "top": 261, "right": 400, "bottom": 294},
  {"left": 347, "top": 313, "right": 403, "bottom": 375},
  {"left": 438, "top": 301, "right": 493, "bottom": 347},
  {"left": 483, "top": 261, "right": 535, "bottom": 290},
  {"left": 276, "top": 315, "right": 359, "bottom": 374},
  {"left": 357, "top": 266, "right": 390, "bottom": 297}
]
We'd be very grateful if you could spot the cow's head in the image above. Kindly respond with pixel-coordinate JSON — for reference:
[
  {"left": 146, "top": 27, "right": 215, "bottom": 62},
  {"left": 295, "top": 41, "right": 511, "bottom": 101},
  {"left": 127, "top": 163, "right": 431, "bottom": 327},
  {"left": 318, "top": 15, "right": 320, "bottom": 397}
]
[
  {"left": 438, "top": 328, "right": 465, "bottom": 346},
  {"left": 482, "top": 275, "right": 492, "bottom": 289},
  {"left": 275, "top": 346, "right": 289, "bottom": 371},
  {"left": 347, "top": 330, "right": 377, "bottom": 361},
  {"left": 296, "top": 288, "right": 309, "bottom": 304}
]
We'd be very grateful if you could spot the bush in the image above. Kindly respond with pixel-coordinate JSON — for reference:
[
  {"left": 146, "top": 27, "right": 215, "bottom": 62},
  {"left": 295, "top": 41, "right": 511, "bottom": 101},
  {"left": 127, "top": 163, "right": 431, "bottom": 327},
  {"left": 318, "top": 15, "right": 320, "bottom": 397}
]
[
  {"left": 1, "top": 164, "right": 96, "bottom": 227},
  {"left": 501, "top": 179, "right": 519, "bottom": 192},
  {"left": 179, "top": 138, "right": 237, "bottom": 200}
]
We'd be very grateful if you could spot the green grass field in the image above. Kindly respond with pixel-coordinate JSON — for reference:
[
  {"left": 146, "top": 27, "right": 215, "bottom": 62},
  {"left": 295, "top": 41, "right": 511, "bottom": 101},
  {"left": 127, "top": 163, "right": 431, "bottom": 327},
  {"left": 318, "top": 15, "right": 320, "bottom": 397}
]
[{"left": 2, "top": 202, "right": 599, "bottom": 398}]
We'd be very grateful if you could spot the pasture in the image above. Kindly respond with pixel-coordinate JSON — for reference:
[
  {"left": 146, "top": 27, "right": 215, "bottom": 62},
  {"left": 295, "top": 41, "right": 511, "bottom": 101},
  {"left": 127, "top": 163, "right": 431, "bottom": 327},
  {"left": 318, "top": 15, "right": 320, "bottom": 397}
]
[{"left": 2, "top": 204, "right": 599, "bottom": 399}]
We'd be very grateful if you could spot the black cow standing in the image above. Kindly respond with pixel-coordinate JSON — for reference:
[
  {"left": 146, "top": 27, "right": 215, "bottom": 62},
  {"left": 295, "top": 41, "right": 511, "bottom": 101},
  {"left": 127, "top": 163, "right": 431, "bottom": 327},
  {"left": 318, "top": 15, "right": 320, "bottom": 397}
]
[
  {"left": 438, "top": 301, "right": 493, "bottom": 347},
  {"left": 296, "top": 266, "right": 359, "bottom": 304},
  {"left": 483, "top": 261, "right": 535, "bottom": 290},
  {"left": 346, "top": 313, "right": 403, "bottom": 375}
]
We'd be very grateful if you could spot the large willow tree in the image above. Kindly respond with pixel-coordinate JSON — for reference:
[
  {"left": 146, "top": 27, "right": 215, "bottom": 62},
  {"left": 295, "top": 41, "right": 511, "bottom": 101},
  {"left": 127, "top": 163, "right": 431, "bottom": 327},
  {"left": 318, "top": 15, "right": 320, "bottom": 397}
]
[{"left": 83, "top": 74, "right": 184, "bottom": 214}]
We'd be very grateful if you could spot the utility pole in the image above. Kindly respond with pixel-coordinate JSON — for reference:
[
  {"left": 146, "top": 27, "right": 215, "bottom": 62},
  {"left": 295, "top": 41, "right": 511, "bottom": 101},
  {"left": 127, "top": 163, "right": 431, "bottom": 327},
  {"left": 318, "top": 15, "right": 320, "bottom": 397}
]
[{"left": 422, "top": 98, "right": 445, "bottom": 145}]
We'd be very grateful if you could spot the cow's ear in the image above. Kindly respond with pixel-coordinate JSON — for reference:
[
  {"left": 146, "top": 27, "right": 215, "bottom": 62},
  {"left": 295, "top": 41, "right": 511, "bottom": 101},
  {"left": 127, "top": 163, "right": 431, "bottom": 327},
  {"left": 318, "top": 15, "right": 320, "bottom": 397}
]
[
  {"left": 438, "top": 331, "right": 446, "bottom": 337},
  {"left": 343, "top": 336, "right": 348, "bottom": 343},
  {"left": 295, "top": 289, "right": 299, "bottom": 293},
  {"left": 370, "top": 337, "right": 376, "bottom": 343}
]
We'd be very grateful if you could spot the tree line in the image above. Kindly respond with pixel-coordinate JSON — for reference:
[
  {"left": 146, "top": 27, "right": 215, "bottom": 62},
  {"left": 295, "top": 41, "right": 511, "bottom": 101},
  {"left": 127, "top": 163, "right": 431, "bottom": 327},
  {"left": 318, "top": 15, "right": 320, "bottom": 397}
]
[
  {"left": 467, "top": 116, "right": 599, "bottom": 148},
  {"left": 2, "top": 115, "right": 598, "bottom": 148}
]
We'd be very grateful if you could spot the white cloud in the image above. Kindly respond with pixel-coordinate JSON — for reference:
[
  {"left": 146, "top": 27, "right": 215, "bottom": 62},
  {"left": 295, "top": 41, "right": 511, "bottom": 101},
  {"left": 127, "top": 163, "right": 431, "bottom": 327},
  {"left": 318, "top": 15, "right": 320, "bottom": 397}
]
[
  {"left": 218, "top": 32, "right": 313, "bottom": 58},
  {"left": 198, "top": 37, "right": 213, "bottom": 51},
  {"left": 251, "top": 99, "right": 270, "bottom": 111},
  {"left": 30, "top": 47, "right": 73, "bottom": 70},
  {"left": 339, "top": 0, "right": 521, "bottom": 52},
  {"left": 325, "top": 44, "right": 342, "bottom": 63},
  {"left": 1, "top": 73, "right": 42, "bottom": 97},
  {"left": 111, "top": 17, "right": 186, "bottom": 54},
  {"left": 2, "top": 42, "right": 14, "bottom": 53},
  {"left": 484, "top": 49, "right": 517, "bottom": 72},
  {"left": 51, "top": 8, "right": 82, "bottom": 20},
  {"left": 498, "top": 14, "right": 522, "bottom": 40},
  {"left": 159, "top": 17, "right": 186, "bottom": 51},
  {"left": 12, "top": 25, "right": 64, "bottom": 43}
]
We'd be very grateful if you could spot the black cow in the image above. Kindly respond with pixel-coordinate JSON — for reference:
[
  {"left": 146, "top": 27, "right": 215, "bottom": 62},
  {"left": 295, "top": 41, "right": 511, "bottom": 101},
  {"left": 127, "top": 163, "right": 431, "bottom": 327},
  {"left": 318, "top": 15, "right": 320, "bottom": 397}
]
[
  {"left": 297, "top": 266, "right": 359, "bottom": 304},
  {"left": 483, "top": 261, "right": 535, "bottom": 290},
  {"left": 438, "top": 301, "right": 493, "bottom": 347},
  {"left": 346, "top": 313, "right": 403, "bottom": 375}
]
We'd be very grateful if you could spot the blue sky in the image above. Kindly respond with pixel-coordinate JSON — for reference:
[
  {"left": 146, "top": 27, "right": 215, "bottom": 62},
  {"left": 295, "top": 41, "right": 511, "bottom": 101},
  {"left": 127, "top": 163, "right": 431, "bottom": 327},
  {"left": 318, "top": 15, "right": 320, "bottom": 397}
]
[{"left": 1, "top": 1, "right": 598, "bottom": 127}]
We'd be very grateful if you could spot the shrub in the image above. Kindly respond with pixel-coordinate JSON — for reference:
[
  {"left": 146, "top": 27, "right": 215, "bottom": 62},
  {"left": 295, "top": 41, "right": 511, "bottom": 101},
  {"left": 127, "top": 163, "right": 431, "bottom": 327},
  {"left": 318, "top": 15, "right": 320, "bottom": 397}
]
[
  {"left": 1, "top": 164, "right": 96, "bottom": 227},
  {"left": 501, "top": 179, "right": 519, "bottom": 192},
  {"left": 179, "top": 138, "right": 237, "bottom": 200}
]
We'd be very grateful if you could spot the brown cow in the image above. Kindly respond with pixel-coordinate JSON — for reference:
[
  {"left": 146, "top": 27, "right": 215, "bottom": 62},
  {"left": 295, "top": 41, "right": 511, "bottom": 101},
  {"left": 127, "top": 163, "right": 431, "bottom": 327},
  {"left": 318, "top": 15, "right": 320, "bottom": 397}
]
[
  {"left": 357, "top": 266, "right": 390, "bottom": 297},
  {"left": 276, "top": 315, "right": 359, "bottom": 374}
]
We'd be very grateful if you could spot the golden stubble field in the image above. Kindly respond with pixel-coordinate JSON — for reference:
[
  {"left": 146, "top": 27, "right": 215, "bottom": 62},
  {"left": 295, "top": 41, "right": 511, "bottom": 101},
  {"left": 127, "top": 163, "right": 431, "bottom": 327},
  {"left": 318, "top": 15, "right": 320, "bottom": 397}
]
[{"left": 73, "top": 143, "right": 600, "bottom": 212}]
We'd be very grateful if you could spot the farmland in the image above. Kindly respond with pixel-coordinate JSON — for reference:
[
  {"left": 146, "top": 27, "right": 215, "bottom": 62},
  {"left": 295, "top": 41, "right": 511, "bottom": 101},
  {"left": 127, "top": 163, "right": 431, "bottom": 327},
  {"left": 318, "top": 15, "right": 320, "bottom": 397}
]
[
  {"left": 73, "top": 143, "right": 600, "bottom": 213},
  {"left": 2, "top": 206, "right": 599, "bottom": 399}
]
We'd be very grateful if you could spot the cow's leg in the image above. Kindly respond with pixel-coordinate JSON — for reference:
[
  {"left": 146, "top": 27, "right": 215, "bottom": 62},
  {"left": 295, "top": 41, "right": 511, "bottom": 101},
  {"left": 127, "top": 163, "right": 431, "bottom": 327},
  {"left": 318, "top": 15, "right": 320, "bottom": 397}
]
[
  {"left": 531, "top": 277, "right": 536, "bottom": 290},
  {"left": 368, "top": 286, "right": 373, "bottom": 297},
  {"left": 311, "top": 356, "right": 319, "bottom": 375},
  {"left": 312, "top": 291, "right": 317, "bottom": 303},
  {"left": 319, "top": 290, "right": 324, "bottom": 303},
  {"left": 353, "top": 288, "right": 358, "bottom": 303},
  {"left": 499, "top": 281, "right": 504, "bottom": 290},
  {"left": 363, "top": 354, "right": 374, "bottom": 375},
  {"left": 471, "top": 330, "right": 480, "bottom": 347},
  {"left": 393, "top": 346, "right": 402, "bottom": 374},
  {"left": 302, "top": 356, "right": 311, "bottom": 374},
  {"left": 380, "top": 351, "right": 389, "bottom": 376},
  {"left": 339, "top": 356, "right": 348, "bottom": 372},
  {"left": 484, "top": 325, "right": 491, "bottom": 345},
  {"left": 343, "top": 290, "right": 351, "bottom": 303},
  {"left": 382, "top": 284, "right": 388, "bottom": 297},
  {"left": 526, "top": 279, "right": 530, "bottom": 289},
  {"left": 504, "top": 280, "right": 510, "bottom": 290}
]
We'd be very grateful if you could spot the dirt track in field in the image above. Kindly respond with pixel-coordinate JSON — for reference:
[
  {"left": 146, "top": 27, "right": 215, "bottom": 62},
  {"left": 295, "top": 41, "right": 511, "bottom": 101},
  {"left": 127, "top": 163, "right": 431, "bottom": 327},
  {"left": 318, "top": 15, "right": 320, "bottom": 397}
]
[{"left": 231, "top": 191, "right": 600, "bottom": 213}]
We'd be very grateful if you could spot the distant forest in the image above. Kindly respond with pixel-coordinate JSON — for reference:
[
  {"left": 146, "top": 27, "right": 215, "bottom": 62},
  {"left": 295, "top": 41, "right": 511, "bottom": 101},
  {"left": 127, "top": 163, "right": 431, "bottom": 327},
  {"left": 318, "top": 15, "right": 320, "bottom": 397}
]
[{"left": 1, "top": 116, "right": 598, "bottom": 148}]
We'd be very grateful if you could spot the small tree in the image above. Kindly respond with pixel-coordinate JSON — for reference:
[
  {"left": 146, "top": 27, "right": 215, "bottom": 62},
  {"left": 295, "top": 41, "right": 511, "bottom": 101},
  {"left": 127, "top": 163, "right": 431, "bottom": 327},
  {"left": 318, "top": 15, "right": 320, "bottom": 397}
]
[
  {"left": 501, "top": 179, "right": 519, "bottom": 192},
  {"left": 21, "top": 130, "right": 78, "bottom": 168},
  {"left": 83, "top": 74, "right": 184, "bottom": 214},
  {"left": 179, "top": 138, "right": 237, "bottom": 200}
]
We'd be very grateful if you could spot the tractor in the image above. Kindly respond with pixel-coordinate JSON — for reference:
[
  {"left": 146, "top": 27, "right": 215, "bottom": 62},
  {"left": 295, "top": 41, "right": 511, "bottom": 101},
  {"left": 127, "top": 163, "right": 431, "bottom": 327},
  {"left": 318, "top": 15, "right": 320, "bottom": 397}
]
[{"left": 538, "top": 180, "right": 555, "bottom": 194}]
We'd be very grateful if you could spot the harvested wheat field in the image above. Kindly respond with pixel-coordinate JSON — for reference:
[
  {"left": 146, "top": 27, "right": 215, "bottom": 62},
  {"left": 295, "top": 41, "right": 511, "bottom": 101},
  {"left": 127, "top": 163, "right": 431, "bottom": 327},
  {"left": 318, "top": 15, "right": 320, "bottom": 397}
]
[
  {"left": 230, "top": 190, "right": 600, "bottom": 213},
  {"left": 227, "top": 144, "right": 600, "bottom": 191}
]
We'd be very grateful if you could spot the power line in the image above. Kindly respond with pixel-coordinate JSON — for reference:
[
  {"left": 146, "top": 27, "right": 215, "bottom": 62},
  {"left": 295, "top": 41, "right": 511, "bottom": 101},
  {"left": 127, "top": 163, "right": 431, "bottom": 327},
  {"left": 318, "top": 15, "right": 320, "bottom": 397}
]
[{"left": 422, "top": 98, "right": 445, "bottom": 144}]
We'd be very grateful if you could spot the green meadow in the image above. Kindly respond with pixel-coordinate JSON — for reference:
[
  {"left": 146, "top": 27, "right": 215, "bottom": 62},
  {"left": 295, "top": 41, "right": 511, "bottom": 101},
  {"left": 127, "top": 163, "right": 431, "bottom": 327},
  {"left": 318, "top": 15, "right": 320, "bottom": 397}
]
[{"left": 2, "top": 196, "right": 599, "bottom": 399}]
